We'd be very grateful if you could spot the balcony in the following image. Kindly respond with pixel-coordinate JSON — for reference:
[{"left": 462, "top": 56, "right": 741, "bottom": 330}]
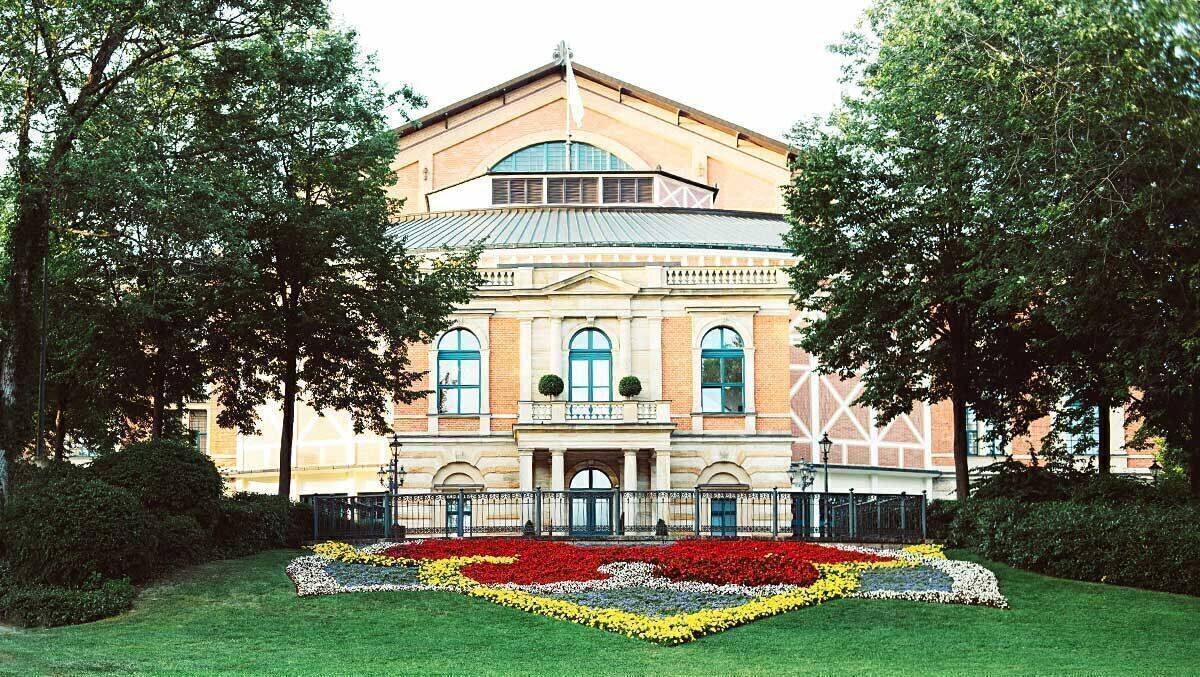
[{"left": 516, "top": 400, "right": 671, "bottom": 425}]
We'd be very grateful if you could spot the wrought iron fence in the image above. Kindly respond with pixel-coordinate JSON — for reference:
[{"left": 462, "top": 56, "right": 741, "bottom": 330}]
[{"left": 309, "top": 489, "right": 926, "bottom": 543}]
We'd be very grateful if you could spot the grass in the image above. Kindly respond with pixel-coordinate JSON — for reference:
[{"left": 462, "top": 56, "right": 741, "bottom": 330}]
[{"left": 1, "top": 549, "right": 1197, "bottom": 675}]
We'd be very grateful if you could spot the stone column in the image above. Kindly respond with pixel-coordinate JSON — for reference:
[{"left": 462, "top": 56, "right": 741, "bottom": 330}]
[
  {"left": 654, "top": 449, "right": 672, "bottom": 490},
  {"left": 623, "top": 449, "right": 639, "bottom": 534},
  {"left": 518, "top": 450, "right": 534, "bottom": 491},
  {"left": 551, "top": 449, "right": 566, "bottom": 491}
]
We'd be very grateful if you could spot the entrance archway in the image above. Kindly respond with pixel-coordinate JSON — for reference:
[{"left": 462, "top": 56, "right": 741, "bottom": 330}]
[{"left": 568, "top": 468, "right": 613, "bottom": 536}]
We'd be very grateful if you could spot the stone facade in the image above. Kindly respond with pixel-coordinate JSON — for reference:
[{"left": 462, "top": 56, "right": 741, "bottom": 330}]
[{"left": 207, "top": 59, "right": 1147, "bottom": 502}]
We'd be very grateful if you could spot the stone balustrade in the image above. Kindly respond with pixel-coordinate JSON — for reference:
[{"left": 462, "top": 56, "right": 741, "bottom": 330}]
[{"left": 517, "top": 400, "right": 671, "bottom": 425}]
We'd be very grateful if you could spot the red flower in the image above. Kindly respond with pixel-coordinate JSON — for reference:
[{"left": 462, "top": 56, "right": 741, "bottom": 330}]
[{"left": 384, "top": 539, "right": 889, "bottom": 586}]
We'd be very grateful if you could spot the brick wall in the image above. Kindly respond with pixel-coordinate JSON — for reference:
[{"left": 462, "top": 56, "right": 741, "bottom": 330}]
[
  {"left": 489, "top": 317, "right": 520, "bottom": 432},
  {"left": 753, "top": 315, "right": 790, "bottom": 416},
  {"left": 393, "top": 340, "right": 430, "bottom": 432},
  {"left": 701, "top": 416, "right": 743, "bottom": 431},
  {"left": 661, "top": 316, "right": 692, "bottom": 430}
]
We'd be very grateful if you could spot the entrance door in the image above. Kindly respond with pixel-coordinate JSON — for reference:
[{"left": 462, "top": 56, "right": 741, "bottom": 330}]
[{"left": 568, "top": 468, "right": 613, "bottom": 536}]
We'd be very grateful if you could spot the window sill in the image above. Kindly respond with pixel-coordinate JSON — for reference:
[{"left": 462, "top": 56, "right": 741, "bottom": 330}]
[
  {"left": 433, "top": 414, "right": 483, "bottom": 419},
  {"left": 695, "top": 412, "right": 753, "bottom": 417}
]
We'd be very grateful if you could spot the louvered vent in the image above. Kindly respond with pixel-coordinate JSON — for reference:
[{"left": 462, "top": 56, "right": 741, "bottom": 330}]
[
  {"left": 602, "top": 177, "right": 654, "bottom": 203},
  {"left": 547, "top": 177, "right": 598, "bottom": 204},
  {"left": 492, "top": 178, "right": 544, "bottom": 205}
]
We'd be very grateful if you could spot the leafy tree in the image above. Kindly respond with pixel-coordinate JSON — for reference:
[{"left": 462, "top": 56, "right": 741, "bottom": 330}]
[
  {"left": 783, "top": 4, "right": 1053, "bottom": 501},
  {"left": 198, "top": 31, "right": 480, "bottom": 497},
  {"left": 0, "top": 0, "right": 324, "bottom": 494}
]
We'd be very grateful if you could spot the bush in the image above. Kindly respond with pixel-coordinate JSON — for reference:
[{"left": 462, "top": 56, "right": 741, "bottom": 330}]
[
  {"left": 0, "top": 473, "right": 155, "bottom": 586},
  {"left": 89, "top": 439, "right": 224, "bottom": 527},
  {"left": 618, "top": 376, "right": 642, "bottom": 398},
  {"left": 214, "top": 492, "right": 291, "bottom": 557},
  {"left": 538, "top": 374, "right": 564, "bottom": 398},
  {"left": 151, "top": 514, "right": 210, "bottom": 571},
  {"left": 0, "top": 577, "right": 135, "bottom": 628},
  {"left": 969, "top": 458, "right": 1080, "bottom": 503},
  {"left": 950, "top": 497, "right": 1200, "bottom": 596},
  {"left": 925, "top": 499, "right": 960, "bottom": 541},
  {"left": 287, "top": 501, "right": 314, "bottom": 547}
]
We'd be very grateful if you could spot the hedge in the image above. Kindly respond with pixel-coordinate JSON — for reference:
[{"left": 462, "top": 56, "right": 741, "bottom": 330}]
[
  {"left": 89, "top": 439, "right": 224, "bottom": 527},
  {"left": 949, "top": 498, "right": 1200, "bottom": 596},
  {"left": 0, "top": 576, "right": 135, "bottom": 628}
]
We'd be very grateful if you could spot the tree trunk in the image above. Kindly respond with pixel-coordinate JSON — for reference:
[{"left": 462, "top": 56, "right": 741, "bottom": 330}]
[
  {"left": 52, "top": 403, "right": 67, "bottom": 462},
  {"left": 1096, "top": 401, "right": 1111, "bottom": 475},
  {"left": 952, "top": 395, "right": 971, "bottom": 501},
  {"left": 1, "top": 189, "right": 51, "bottom": 467},
  {"left": 278, "top": 342, "right": 299, "bottom": 498}
]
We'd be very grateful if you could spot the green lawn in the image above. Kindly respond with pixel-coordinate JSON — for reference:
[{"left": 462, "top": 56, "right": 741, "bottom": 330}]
[{"left": 1, "top": 550, "right": 1197, "bottom": 676}]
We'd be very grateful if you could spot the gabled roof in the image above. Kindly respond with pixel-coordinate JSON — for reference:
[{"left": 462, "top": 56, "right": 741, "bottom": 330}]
[
  {"left": 394, "top": 62, "right": 794, "bottom": 159},
  {"left": 386, "top": 206, "right": 790, "bottom": 253}
]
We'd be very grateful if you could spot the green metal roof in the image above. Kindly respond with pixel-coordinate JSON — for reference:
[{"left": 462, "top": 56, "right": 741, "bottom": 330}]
[{"left": 387, "top": 207, "right": 790, "bottom": 253}]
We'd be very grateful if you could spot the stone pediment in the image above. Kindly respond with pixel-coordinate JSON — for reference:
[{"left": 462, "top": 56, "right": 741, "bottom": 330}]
[{"left": 541, "top": 270, "right": 640, "bottom": 296}]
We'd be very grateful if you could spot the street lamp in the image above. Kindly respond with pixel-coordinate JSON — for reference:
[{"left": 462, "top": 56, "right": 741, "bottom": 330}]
[
  {"left": 818, "top": 432, "right": 833, "bottom": 494},
  {"left": 379, "top": 432, "right": 407, "bottom": 494},
  {"left": 788, "top": 460, "right": 815, "bottom": 490},
  {"left": 1149, "top": 459, "right": 1162, "bottom": 487}
]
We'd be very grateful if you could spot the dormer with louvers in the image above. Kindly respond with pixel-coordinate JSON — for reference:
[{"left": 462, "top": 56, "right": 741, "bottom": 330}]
[{"left": 425, "top": 141, "right": 717, "bottom": 211}]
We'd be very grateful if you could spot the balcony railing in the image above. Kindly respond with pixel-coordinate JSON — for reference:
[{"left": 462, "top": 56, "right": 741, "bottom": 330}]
[
  {"left": 518, "top": 400, "right": 671, "bottom": 425},
  {"left": 665, "top": 266, "right": 780, "bottom": 286}
]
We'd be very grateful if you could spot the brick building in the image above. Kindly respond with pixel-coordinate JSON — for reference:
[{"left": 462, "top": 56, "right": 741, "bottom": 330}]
[{"left": 191, "top": 56, "right": 1152, "bottom": 513}]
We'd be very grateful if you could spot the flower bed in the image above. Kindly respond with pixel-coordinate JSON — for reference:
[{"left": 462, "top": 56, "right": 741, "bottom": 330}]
[{"left": 289, "top": 539, "right": 1006, "bottom": 644}]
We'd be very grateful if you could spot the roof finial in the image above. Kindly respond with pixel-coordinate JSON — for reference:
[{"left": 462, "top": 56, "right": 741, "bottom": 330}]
[{"left": 553, "top": 40, "right": 573, "bottom": 66}]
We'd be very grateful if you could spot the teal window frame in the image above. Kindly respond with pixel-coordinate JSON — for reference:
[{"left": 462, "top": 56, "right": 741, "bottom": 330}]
[
  {"left": 491, "top": 141, "right": 631, "bottom": 173},
  {"left": 965, "top": 407, "right": 1003, "bottom": 456},
  {"left": 446, "top": 495, "right": 472, "bottom": 534},
  {"left": 1062, "top": 401, "right": 1101, "bottom": 455},
  {"left": 700, "top": 327, "right": 745, "bottom": 413},
  {"left": 436, "top": 329, "right": 481, "bottom": 415},
  {"left": 710, "top": 498, "right": 737, "bottom": 537},
  {"left": 568, "top": 329, "right": 612, "bottom": 402}
]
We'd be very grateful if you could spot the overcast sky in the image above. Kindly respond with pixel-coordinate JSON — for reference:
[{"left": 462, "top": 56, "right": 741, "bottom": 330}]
[{"left": 328, "top": 0, "right": 871, "bottom": 141}]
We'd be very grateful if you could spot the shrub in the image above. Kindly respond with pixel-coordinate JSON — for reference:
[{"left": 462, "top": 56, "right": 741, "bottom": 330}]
[
  {"left": 89, "top": 439, "right": 224, "bottom": 527},
  {"left": 214, "top": 492, "right": 291, "bottom": 557},
  {"left": 0, "top": 473, "right": 155, "bottom": 586},
  {"left": 969, "top": 459, "right": 1080, "bottom": 503},
  {"left": 151, "top": 514, "right": 211, "bottom": 571},
  {"left": 950, "top": 497, "right": 1200, "bottom": 596},
  {"left": 0, "top": 575, "right": 135, "bottom": 628},
  {"left": 618, "top": 376, "right": 642, "bottom": 398},
  {"left": 538, "top": 374, "right": 564, "bottom": 398},
  {"left": 287, "top": 501, "right": 314, "bottom": 547},
  {"left": 925, "top": 499, "right": 960, "bottom": 541}
]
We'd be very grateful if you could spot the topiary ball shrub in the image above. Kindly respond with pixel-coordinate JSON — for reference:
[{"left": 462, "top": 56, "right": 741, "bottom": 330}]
[
  {"left": 0, "top": 474, "right": 155, "bottom": 586},
  {"left": 618, "top": 376, "right": 642, "bottom": 398},
  {"left": 89, "top": 439, "right": 224, "bottom": 528},
  {"left": 538, "top": 374, "right": 564, "bottom": 398}
]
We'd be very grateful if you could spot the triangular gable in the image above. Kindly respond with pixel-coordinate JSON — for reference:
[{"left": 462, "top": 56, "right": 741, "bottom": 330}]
[{"left": 540, "top": 270, "right": 640, "bottom": 295}]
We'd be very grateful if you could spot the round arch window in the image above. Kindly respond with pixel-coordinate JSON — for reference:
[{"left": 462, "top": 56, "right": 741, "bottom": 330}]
[{"left": 569, "top": 468, "right": 612, "bottom": 489}]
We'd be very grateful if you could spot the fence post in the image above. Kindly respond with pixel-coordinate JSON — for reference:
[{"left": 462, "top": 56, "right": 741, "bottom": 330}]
[
  {"left": 311, "top": 497, "right": 320, "bottom": 542},
  {"left": 848, "top": 489, "right": 856, "bottom": 540},
  {"left": 534, "top": 487, "right": 543, "bottom": 536},
  {"left": 383, "top": 492, "right": 392, "bottom": 540},
  {"left": 920, "top": 490, "right": 928, "bottom": 542},
  {"left": 616, "top": 487, "right": 623, "bottom": 536},
  {"left": 693, "top": 488, "right": 701, "bottom": 537},
  {"left": 771, "top": 488, "right": 779, "bottom": 539},
  {"left": 457, "top": 489, "right": 465, "bottom": 538}
]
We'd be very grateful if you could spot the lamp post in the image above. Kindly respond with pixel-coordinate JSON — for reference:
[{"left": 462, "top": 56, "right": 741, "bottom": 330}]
[
  {"left": 378, "top": 433, "right": 407, "bottom": 537},
  {"left": 1149, "top": 459, "right": 1162, "bottom": 487},
  {"left": 788, "top": 460, "right": 815, "bottom": 491},
  {"left": 818, "top": 432, "right": 833, "bottom": 494}
]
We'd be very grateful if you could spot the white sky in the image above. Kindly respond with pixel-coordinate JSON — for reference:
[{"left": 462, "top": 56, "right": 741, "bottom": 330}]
[{"left": 328, "top": 0, "right": 870, "bottom": 141}]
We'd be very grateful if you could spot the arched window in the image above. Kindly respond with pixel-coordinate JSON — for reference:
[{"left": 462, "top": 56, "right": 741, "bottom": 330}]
[
  {"left": 437, "top": 329, "right": 481, "bottom": 414},
  {"left": 491, "top": 141, "right": 631, "bottom": 173},
  {"left": 701, "top": 327, "right": 745, "bottom": 413},
  {"left": 569, "top": 468, "right": 612, "bottom": 489},
  {"left": 569, "top": 328, "right": 612, "bottom": 402}
]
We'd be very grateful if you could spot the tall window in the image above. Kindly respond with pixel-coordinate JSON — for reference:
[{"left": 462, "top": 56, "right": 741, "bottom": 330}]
[
  {"left": 1061, "top": 400, "right": 1101, "bottom": 455},
  {"left": 569, "top": 329, "right": 612, "bottom": 402},
  {"left": 701, "top": 327, "right": 744, "bottom": 413},
  {"left": 491, "top": 141, "right": 631, "bottom": 172},
  {"left": 437, "top": 329, "right": 481, "bottom": 414},
  {"left": 965, "top": 407, "right": 1003, "bottom": 456},
  {"left": 187, "top": 409, "right": 208, "bottom": 453},
  {"left": 711, "top": 498, "right": 737, "bottom": 537}
]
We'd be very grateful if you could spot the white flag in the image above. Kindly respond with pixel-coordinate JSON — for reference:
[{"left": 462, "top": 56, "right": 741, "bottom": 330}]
[
  {"left": 556, "top": 41, "right": 585, "bottom": 127},
  {"left": 564, "top": 56, "right": 585, "bottom": 127}
]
